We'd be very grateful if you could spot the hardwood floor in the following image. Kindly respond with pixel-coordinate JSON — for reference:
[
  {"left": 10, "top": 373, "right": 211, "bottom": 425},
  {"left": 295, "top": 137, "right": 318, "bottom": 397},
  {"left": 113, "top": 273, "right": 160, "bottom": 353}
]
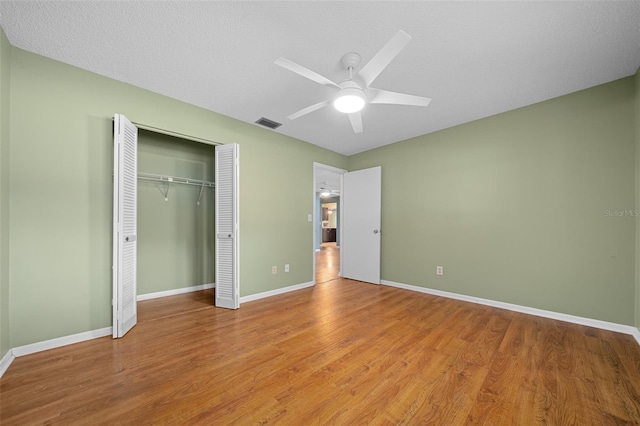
[{"left": 2, "top": 253, "right": 640, "bottom": 424}]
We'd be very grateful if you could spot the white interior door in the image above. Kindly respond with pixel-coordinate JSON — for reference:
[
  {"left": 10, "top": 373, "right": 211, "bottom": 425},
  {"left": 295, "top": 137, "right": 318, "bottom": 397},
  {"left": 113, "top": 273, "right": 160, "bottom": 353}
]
[
  {"left": 341, "top": 166, "right": 382, "bottom": 284},
  {"left": 112, "top": 114, "right": 138, "bottom": 338},
  {"left": 215, "top": 143, "right": 239, "bottom": 309}
]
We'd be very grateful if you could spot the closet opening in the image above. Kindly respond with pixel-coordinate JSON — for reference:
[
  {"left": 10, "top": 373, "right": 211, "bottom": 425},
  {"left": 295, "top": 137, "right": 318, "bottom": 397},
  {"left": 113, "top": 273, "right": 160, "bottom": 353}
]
[{"left": 136, "top": 129, "right": 216, "bottom": 303}]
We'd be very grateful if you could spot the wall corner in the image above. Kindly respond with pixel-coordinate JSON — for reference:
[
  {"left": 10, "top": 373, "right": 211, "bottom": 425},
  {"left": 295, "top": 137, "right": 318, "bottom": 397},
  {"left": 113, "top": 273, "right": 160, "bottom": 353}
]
[
  {"left": 0, "top": 25, "right": 12, "bottom": 361},
  {"left": 635, "top": 65, "right": 640, "bottom": 329}
]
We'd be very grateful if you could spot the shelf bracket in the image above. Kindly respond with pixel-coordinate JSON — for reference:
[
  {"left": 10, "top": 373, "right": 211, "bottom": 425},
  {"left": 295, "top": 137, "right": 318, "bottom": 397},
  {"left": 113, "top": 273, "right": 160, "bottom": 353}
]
[
  {"left": 196, "top": 182, "right": 205, "bottom": 206},
  {"left": 157, "top": 180, "right": 170, "bottom": 201}
]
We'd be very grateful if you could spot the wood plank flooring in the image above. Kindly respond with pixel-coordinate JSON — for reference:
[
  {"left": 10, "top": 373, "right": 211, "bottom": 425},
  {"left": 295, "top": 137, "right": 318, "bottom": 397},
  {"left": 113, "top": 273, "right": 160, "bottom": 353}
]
[{"left": 2, "top": 250, "right": 640, "bottom": 424}]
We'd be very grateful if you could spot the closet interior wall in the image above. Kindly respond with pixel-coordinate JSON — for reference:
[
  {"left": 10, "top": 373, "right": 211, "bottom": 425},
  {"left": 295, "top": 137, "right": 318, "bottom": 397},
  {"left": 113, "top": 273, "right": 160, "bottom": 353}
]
[{"left": 137, "top": 130, "right": 215, "bottom": 296}]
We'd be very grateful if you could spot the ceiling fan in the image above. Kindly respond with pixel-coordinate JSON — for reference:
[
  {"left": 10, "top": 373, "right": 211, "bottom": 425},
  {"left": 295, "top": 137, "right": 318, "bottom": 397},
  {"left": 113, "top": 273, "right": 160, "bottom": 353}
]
[{"left": 275, "top": 30, "right": 431, "bottom": 134}]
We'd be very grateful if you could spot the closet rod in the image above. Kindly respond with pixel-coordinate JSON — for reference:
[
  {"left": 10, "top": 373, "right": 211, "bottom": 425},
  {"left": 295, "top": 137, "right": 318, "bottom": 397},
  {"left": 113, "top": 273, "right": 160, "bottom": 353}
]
[{"left": 138, "top": 172, "right": 215, "bottom": 188}]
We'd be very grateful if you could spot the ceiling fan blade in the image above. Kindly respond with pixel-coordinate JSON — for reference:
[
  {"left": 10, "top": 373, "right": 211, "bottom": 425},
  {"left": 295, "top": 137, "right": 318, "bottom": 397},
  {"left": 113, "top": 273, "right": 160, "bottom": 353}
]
[
  {"left": 287, "top": 100, "right": 331, "bottom": 120},
  {"left": 357, "top": 30, "right": 412, "bottom": 87},
  {"left": 368, "top": 88, "right": 431, "bottom": 107},
  {"left": 347, "top": 111, "right": 363, "bottom": 134},
  {"left": 275, "top": 57, "right": 341, "bottom": 89}
]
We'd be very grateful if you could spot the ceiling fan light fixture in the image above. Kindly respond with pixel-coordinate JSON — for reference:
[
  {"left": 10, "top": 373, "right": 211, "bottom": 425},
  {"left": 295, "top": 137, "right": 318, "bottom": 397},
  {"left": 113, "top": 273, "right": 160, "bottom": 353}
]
[
  {"left": 277, "top": 31, "right": 430, "bottom": 134},
  {"left": 333, "top": 88, "right": 366, "bottom": 113}
]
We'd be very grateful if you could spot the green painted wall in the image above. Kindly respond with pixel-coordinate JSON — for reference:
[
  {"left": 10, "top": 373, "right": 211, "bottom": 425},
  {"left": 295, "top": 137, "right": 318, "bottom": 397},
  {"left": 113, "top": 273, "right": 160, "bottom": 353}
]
[
  {"left": 0, "top": 28, "right": 11, "bottom": 358},
  {"left": 349, "top": 77, "right": 636, "bottom": 325},
  {"left": 9, "top": 47, "right": 347, "bottom": 347},
  {"left": 137, "top": 131, "right": 215, "bottom": 295},
  {"left": 3, "top": 37, "right": 639, "bottom": 351},
  {"left": 636, "top": 66, "right": 640, "bottom": 329}
]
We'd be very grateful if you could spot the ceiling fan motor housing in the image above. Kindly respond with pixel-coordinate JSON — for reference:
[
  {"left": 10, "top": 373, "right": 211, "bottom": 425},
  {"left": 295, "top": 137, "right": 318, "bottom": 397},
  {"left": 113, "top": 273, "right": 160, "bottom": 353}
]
[{"left": 333, "top": 81, "right": 367, "bottom": 113}]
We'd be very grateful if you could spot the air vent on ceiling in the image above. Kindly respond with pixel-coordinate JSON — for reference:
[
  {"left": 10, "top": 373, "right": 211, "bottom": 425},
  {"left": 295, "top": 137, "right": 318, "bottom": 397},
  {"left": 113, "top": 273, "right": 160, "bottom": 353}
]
[{"left": 255, "top": 117, "right": 282, "bottom": 129}]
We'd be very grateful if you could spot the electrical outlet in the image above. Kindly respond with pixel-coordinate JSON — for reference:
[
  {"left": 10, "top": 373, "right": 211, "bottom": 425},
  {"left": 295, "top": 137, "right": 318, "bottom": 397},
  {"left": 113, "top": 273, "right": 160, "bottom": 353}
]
[
  {"left": 285, "top": 264, "right": 290, "bottom": 273},
  {"left": 436, "top": 266, "right": 443, "bottom": 276},
  {"left": 308, "top": 214, "right": 312, "bottom": 222},
  {"left": 272, "top": 266, "right": 277, "bottom": 274}
]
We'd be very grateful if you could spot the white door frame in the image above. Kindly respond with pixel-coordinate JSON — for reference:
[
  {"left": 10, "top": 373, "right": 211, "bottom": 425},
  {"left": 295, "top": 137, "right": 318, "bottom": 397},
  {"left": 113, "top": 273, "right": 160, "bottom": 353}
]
[{"left": 313, "top": 162, "right": 347, "bottom": 283}]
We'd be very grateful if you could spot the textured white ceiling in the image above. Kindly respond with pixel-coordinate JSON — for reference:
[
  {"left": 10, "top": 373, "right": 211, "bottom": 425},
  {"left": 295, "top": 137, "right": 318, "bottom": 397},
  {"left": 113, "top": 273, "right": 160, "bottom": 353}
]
[{"left": 1, "top": 1, "right": 639, "bottom": 156}]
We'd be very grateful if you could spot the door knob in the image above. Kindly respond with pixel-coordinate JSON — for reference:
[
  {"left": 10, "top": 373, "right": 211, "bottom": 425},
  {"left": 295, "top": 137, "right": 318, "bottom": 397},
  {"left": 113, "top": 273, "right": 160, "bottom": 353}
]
[{"left": 373, "top": 229, "right": 379, "bottom": 234}]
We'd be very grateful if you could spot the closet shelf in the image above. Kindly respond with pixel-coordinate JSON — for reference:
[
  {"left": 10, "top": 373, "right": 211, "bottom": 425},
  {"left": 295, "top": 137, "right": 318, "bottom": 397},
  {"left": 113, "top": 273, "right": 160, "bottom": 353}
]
[
  {"left": 138, "top": 172, "right": 215, "bottom": 188},
  {"left": 138, "top": 172, "right": 214, "bottom": 204}
]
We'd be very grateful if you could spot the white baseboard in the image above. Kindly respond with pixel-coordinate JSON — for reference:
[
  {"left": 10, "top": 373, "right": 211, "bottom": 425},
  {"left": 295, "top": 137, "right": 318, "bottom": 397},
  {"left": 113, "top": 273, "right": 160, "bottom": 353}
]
[
  {"left": 240, "top": 281, "right": 314, "bottom": 304},
  {"left": 381, "top": 280, "right": 640, "bottom": 341},
  {"left": 633, "top": 328, "right": 640, "bottom": 346},
  {"left": 0, "top": 348, "right": 15, "bottom": 378},
  {"left": 137, "top": 282, "right": 215, "bottom": 302},
  {"left": 12, "top": 327, "right": 113, "bottom": 358}
]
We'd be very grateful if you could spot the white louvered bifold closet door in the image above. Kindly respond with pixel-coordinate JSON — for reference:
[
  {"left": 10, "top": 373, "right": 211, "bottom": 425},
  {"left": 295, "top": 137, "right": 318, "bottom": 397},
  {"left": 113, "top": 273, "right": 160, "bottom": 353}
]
[
  {"left": 112, "top": 114, "right": 138, "bottom": 338},
  {"left": 215, "top": 143, "right": 239, "bottom": 309}
]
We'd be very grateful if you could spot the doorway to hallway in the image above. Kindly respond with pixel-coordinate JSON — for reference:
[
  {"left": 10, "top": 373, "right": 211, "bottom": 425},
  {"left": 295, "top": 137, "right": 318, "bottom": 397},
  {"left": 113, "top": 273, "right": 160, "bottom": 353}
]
[
  {"left": 315, "top": 242, "right": 340, "bottom": 284},
  {"left": 313, "top": 162, "right": 346, "bottom": 284}
]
